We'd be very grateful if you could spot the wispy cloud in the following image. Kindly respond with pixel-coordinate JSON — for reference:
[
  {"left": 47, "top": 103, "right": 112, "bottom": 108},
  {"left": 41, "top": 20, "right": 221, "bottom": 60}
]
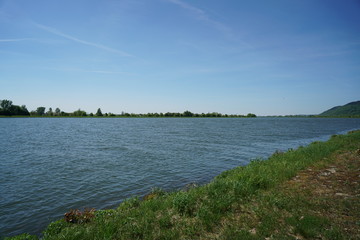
[
  {"left": 51, "top": 67, "right": 137, "bottom": 76},
  {"left": 0, "top": 38, "right": 34, "bottom": 42},
  {"left": 166, "top": 0, "right": 231, "bottom": 35},
  {"left": 167, "top": 0, "right": 206, "bottom": 19},
  {"left": 34, "top": 23, "right": 134, "bottom": 57}
]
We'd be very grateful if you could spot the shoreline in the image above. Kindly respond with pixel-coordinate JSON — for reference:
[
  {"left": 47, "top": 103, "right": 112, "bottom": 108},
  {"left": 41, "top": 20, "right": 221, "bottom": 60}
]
[{"left": 4, "top": 130, "right": 360, "bottom": 239}]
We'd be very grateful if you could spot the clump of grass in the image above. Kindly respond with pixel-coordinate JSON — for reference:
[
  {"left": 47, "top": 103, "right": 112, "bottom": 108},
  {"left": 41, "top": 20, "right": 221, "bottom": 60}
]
[
  {"left": 64, "top": 208, "right": 96, "bottom": 224},
  {"left": 4, "top": 234, "right": 38, "bottom": 240},
  {"left": 143, "top": 187, "right": 166, "bottom": 201},
  {"left": 287, "top": 215, "right": 330, "bottom": 238},
  {"left": 172, "top": 191, "right": 195, "bottom": 216}
]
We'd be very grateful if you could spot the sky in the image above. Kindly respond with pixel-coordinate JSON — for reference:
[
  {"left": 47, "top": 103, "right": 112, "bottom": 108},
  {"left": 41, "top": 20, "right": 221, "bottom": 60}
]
[{"left": 1, "top": 0, "right": 359, "bottom": 116}]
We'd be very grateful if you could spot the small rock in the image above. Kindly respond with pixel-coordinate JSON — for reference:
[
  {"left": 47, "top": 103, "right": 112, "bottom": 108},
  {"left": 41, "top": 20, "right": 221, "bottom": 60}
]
[
  {"left": 319, "top": 168, "right": 336, "bottom": 176},
  {"left": 249, "top": 228, "right": 257, "bottom": 235},
  {"left": 335, "top": 193, "right": 350, "bottom": 197}
]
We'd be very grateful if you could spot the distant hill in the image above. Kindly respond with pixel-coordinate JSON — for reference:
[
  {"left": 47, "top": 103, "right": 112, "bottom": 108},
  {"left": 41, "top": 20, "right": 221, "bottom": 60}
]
[{"left": 319, "top": 101, "right": 360, "bottom": 117}]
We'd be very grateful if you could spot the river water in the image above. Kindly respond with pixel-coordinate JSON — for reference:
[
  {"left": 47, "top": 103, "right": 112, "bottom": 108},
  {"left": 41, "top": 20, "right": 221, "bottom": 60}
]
[{"left": 1, "top": 117, "right": 359, "bottom": 237}]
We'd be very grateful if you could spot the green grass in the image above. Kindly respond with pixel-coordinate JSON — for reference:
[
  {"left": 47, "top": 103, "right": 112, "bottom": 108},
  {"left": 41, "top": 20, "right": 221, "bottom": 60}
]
[{"left": 5, "top": 130, "right": 360, "bottom": 240}]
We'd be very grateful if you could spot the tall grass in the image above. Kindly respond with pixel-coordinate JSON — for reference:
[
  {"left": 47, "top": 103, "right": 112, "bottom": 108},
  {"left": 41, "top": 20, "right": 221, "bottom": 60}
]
[{"left": 5, "top": 130, "right": 360, "bottom": 240}]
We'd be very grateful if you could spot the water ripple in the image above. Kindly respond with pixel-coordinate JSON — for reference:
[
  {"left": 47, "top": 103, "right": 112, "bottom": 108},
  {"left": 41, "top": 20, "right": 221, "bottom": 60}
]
[{"left": 1, "top": 117, "right": 360, "bottom": 237}]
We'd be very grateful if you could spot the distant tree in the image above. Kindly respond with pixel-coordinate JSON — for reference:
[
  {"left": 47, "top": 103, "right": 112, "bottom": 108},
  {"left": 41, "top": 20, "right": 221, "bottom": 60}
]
[
  {"left": 73, "top": 109, "right": 87, "bottom": 117},
  {"left": 36, "top": 107, "right": 46, "bottom": 116},
  {"left": 0, "top": 99, "right": 13, "bottom": 111},
  {"left": 246, "top": 113, "right": 257, "bottom": 118},
  {"left": 96, "top": 108, "right": 103, "bottom": 117},
  {"left": 3, "top": 104, "right": 30, "bottom": 116},
  {"left": 0, "top": 100, "right": 13, "bottom": 115},
  {"left": 16, "top": 105, "right": 30, "bottom": 115},
  {"left": 47, "top": 107, "right": 53, "bottom": 116},
  {"left": 55, "top": 108, "right": 61, "bottom": 116},
  {"left": 89, "top": 113, "right": 94, "bottom": 117},
  {"left": 21, "top": 105, "right": 28, "bottom": 112},
  {"left": 183, "top": 110, "right": 194, "bottom": 117}
]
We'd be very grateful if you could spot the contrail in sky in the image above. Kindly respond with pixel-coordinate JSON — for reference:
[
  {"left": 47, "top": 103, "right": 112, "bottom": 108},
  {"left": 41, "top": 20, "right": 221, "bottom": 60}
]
[
  {"left": 166, "top": 0, "right": 231, "bottom": 34},
  {"left": 34, "top": 23, "right": 134, "bottom": 57}
]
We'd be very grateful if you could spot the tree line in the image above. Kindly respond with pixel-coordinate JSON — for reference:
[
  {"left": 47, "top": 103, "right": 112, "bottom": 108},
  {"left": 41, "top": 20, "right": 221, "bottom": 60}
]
[
  {"left": 0, "top": 99, "right": 256, "bottom": 118},
  {"left": 0, "top": 100, "right": 30, "bottom": 116}
]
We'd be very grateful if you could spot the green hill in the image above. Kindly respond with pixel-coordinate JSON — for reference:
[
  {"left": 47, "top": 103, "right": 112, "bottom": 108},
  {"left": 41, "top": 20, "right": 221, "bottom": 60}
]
[{"left": 319, "top": 101, "right": 360, "bottom": 117}]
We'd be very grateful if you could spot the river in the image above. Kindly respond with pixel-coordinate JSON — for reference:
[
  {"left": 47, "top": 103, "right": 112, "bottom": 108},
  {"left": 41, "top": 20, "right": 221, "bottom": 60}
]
[{"left": 1, "top": 117, "right": 359, "bottom": 237}]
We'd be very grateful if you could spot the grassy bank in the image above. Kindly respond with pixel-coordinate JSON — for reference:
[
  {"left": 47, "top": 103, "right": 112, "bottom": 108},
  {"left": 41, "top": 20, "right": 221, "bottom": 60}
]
[{"left": 6, "top": 130, "right": 360, "bottom": 240}]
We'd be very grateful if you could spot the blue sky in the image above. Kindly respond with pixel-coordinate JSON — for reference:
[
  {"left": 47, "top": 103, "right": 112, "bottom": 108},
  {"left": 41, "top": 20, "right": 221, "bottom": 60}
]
[{"left": 1, "top": 0, "right": 359, "bottom": 115}]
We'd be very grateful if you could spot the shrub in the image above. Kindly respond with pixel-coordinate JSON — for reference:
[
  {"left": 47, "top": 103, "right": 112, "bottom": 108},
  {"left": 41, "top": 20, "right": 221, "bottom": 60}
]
[
  {"left": 42, "top": 219, "right": 69, "bottom": 237},
  {"left": 117, "top": 197, "right": 140, "bottom": 212},
  {"left": 64, "top": 208, "right": 95, "bottom": 224},
  {"left": 143, "top": 187, "right": 166, "bottom": 201}
]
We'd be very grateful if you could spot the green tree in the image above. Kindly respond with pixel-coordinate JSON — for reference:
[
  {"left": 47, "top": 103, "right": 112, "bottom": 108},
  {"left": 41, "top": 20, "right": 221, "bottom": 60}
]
[
  {"left": 183, "top": 110, "right": 194, "bottom": 117},
  {"left": 246, "top": 113, "right": 257, "bottom": 118},
  {"left": 47, "top": 107, "right": 53, "bottom": 116},
  {"left": 73, "top": 109, "right": 87, "bottom": 117},
  {"left": 0, "top": 99, "right": 13, "bottom": 110},
  {"left": 36, "top": 107, "right": 46, "bottom": 116},
  {"left": 96, "top": 108, "right": 103, "bottom": 117},
  {"left": 55, "top": 108, "right": 61, "bottom": 116},
  {"left": 0, "top": 99, "right": 13, "bottom": 115},
  {"left": 0, "top": 100, "right": 30, "bottom": 116},
  {"left": 11, "top": 105, "right": 30, "bottom": 115}
]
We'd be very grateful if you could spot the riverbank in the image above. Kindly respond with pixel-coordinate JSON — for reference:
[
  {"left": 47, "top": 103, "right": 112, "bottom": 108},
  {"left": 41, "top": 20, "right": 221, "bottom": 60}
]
[{"left": 5, "top": 130, "right": 360, "bottom": 240}]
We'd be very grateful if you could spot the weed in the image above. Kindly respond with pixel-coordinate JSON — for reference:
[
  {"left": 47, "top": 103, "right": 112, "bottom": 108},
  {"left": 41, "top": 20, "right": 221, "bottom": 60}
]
[
  {"left": 143, "top": 187, "right": 166, "bottom": 201},
  {"left": 172, "top": 191, "right": 194, "bottom": 216},
  {"left": 64, "top": 208, "right": 95, "bottom": 224},
  {"left": 117, "top": 196, "right": 140, "bottom": 212},
  {"left": 323, "top": 227, "right": 344, "bottom": 240},
  {"left": 257, "top": 212, "right": 281, "bottom": 237},
  {"left": 287, "top": 215, "right": 329, "bottom": 238},
  {"left": 197, "top": 205, "right": 221, "bottom": 230},
  {"left": 158, "top": 214, "right": 173, "bottom": 229},
  {"left": 4, "top": 233, "right": 38, "bottom": 240},
  {"left": 94, "top": 209, "right": 116, "bottom": 218},
  {"left": 222, "top": 226, "right": 257, "bottom": 240},
  {"left": 42, "top": 219, "right": 70, "bottom": 237}
]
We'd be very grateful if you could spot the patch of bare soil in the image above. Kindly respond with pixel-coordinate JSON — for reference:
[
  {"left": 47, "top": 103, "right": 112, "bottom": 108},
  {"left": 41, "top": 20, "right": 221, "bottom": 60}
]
[{"left": 287, "top": 149, "right": 360, "bottom": 238}]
